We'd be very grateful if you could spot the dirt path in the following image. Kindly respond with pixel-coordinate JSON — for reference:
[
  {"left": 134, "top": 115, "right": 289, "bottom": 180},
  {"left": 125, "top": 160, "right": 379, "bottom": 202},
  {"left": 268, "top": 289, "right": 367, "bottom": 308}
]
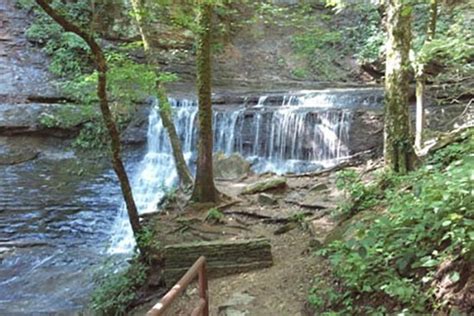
[{"left": 133, "top": 172, "right": 341, "bottom": 315}]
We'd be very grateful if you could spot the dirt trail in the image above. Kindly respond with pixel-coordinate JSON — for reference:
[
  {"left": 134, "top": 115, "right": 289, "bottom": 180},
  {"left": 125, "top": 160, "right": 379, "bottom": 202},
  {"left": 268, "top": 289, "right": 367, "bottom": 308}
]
[{"left": 133, "top": 171, "right": 343, "bottom": 316}]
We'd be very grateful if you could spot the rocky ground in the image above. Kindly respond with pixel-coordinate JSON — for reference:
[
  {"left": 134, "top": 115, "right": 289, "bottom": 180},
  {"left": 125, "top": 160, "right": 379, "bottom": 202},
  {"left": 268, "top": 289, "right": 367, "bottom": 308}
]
[{"left": 130, "top": 156, "right": 375, "bottom": 316}]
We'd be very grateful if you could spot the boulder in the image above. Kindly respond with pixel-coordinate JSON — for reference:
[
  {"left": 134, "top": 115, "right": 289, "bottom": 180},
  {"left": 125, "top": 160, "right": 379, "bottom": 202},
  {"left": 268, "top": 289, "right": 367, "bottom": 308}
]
[
  {"left": 242, "top": 177, "right": 287, "bottom": 195},
  {"left": 0, "top": 103, "right": 83, "bottom": 138},
  {"left": 213, "top": 152, "right": 251, "bottom": 180},
  {"left": 120, "top": 105, "right": 150, "bottom": 145},
  {"left": 0, "top": 147, "right": 38, "bottom": 165}
]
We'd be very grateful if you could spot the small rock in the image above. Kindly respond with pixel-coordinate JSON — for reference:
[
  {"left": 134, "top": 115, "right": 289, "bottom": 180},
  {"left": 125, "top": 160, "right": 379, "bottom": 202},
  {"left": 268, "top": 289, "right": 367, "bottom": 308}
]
[
  {"left": 218, "top": 292, "right": 255, "bottom": 316},
  {"left": 274, "top": 222, "right": 298, "bottom": 235},
  {"left": 258, "top": 193, "right": 277, "bottom": 206},
  {"left": 309, "top": 239, "right": 323, "bottom": 250}
]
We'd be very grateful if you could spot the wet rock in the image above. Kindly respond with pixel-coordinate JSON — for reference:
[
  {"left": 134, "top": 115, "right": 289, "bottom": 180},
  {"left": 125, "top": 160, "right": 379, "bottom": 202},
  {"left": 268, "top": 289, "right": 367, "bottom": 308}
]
[
  {"left": 0, "top": 147, "right": 39, "bottom": 165},
  {"left": 0, "top": 104, "right": 82, "bottom": 138},
  {"left": 214, "top": 152, "right": 251, "bottom": 180},
  {"left": 121, "top": 105, "right": 150, "bottom": 145},
  {"left": 258, "top": 193, "right": 278, "bottom": 206},
  {"left": 349, "top": 110, "right": 383, "bottom": 157},
  {"left": 242, "top": 177, "right": 287, "bottom": 195},
  {"left": 0, "top": 247, "right": 13, "bottom": 261}
]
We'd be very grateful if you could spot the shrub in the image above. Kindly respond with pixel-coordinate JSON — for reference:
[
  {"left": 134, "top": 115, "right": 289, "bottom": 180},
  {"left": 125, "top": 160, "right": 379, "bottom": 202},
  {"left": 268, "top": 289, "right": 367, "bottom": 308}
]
[{"left": 311, "top": 130, "right": 474, "bottom": 314}]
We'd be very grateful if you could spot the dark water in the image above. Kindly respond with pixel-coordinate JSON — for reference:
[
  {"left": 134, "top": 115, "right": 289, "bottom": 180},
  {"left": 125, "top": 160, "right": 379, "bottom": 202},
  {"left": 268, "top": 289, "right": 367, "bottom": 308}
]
[{"left": 0, "top": 154, "right": 138, "bottom": 314}]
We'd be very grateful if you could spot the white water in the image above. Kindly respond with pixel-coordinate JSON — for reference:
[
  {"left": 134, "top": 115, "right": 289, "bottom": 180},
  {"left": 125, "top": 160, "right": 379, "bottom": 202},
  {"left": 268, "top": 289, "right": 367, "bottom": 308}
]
[
  {"left": 108, "top": 99, "right": 197, "bottom": 253},
  {"left": 108, "top": 89, "right": 381, "bottom": 253}
]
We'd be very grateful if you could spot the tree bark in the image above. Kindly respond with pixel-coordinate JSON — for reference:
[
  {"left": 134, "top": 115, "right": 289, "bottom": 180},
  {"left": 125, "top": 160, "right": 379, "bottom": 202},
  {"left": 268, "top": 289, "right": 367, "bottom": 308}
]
[
  {"left": 157, "top": 86, "right": 193, "bottom": 186},
  {"left": 130, "top": 0, "right": 193, "bottom": 187},
  {"left": 384, "top": 0, "right": 416, "bottom": 173},
  {"left": 415, "top": 77, "right": 425, "bottom": 149},
  {"left": 414, "top": 0, "right": 438, "bottom": 151},
  {"left": 191, "top": 3, "right": 219, "bottom": 203},
  {"left": 35, "top": 0, "right": 142, "bottom": 239}
]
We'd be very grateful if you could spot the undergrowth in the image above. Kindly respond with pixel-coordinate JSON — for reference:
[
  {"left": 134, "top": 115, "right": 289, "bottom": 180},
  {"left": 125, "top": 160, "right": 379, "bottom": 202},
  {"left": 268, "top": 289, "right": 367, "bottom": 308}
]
[
  {"left": 91, "top": 256, "right": 149, "bottom": 316},
  {"left": 310, "top": 129, "right": 474, "bottom": 314},
  {"left": 91, "top": 227, "right": 161, "bottom": 315}
]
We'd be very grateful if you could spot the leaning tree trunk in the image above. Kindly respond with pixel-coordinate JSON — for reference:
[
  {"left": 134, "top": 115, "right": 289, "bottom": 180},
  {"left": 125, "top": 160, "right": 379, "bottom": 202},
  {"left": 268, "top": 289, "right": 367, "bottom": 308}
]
[
  {"left": 35, "top": 0, "right": 143, "bottom": 243},
  {"left": 191, "top": 3, "right": 219, "bottom": 203},
  {"left": 130, "top": 0, "right": 193, "bottom": 187},
  {"left": 384, "top": 0, "right": 416, "bottom": 173},
  {"left": 414, "top": 0, "right": 438, "bottom": 150}
]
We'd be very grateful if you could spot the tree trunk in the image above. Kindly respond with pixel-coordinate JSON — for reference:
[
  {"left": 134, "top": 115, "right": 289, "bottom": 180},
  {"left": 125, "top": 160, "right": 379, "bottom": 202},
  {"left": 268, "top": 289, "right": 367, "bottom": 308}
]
[
  {"left": 414, "top": 0, "right": 438, "bottom": 151},
  {"left": 191, "top": 3, "right": 219, "bottom": 203},
  {"left": 157, "top": 86, "right": 193, "bottom": 187},
  {"left": 384, "top": 0, "right": 415, "bottom": 173},
  {"left": 35, "top": 0, "right": 142, "bottom": 241},
  {"left": 130, "top": 0, "right": 193, "bottom": 187},
  {"left": 415, "top": 75, "right": 425, "bottom": 150}
]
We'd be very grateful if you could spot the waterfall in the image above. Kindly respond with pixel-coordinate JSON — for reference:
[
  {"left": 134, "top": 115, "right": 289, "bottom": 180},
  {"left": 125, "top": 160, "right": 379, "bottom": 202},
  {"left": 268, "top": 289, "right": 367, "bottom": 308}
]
[
  {"left": 108, "top": 88, "right": 382, "bottom": 253},
  {"left": 108, "top": 99, "right": 198, "bottom": 253}
]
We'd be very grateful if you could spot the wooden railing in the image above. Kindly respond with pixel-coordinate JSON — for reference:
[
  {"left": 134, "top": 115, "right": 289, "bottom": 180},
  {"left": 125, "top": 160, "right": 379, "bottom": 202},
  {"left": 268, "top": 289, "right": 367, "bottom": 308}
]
[{"left": 146, "top": 256, "right": 209, "bottom": 316}]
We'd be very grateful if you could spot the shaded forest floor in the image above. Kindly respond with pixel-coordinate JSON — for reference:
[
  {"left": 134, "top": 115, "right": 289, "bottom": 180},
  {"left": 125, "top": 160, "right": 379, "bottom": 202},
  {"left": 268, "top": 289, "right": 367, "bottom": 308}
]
[{"left": 131, "top": 162, "right": 365, "bottom": 315}]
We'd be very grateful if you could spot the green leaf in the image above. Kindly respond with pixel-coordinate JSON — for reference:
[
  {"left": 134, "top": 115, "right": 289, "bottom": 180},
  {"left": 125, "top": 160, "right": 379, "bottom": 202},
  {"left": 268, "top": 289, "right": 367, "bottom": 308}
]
[
  {"left": 442, "top": 220, "right": 452, "bottom": 227},
  {"left": 449, "top": 271, "right": 460, "bottom": 283},
  {"left": 421, "top": 258, "right": 438, "bottom": 268}
]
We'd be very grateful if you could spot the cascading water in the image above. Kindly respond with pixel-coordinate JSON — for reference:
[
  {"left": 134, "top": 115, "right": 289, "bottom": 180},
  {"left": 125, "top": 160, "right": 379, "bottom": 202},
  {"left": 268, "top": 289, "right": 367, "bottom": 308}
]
[
  {"left": 108, "top": 99, "right": 197, "bottom": 253},
  {"left": 108, "top": 88, "right": 382, "bottom": 253}
]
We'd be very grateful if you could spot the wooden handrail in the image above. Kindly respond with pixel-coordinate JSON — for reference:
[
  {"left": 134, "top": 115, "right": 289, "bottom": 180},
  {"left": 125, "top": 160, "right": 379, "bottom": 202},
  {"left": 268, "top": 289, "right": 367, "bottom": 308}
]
[{"left": 147, "top": 256, "right": 209, "bottom": 316}]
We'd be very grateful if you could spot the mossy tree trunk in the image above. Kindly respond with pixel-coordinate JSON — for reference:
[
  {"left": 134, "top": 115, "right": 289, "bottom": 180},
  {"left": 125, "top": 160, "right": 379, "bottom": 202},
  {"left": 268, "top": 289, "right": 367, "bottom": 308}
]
[
  {"left": 384, "top": 0, "right": 416, "bottom": 173},
  {"left": 34, "top": 0, "right": 143, "bottom": 244},
  {"left": 415, "top": 0, "right": 438, "bottom": 150},
  {"left": 191, "top": 3, "right": 219, "bottom": 203},
  {"left": 130, "top": 0, "right": 193, "bottom": 188}
]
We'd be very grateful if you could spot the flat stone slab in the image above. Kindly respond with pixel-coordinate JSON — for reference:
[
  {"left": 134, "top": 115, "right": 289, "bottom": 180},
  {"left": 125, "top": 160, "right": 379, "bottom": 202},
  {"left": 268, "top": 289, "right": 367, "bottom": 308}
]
[{"left": 163, "top": 238, "right": 273, "bottom": 285}]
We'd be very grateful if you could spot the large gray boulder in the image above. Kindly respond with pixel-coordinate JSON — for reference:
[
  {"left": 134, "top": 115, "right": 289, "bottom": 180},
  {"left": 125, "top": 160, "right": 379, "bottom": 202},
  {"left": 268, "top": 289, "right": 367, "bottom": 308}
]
[{"left": 213, "top": 152, "right": 251, "bottom": 180}]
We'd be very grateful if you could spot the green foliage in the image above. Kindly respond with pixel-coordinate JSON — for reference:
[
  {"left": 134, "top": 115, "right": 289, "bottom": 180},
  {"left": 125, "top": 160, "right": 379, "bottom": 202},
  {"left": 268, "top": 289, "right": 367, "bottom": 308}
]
[
  {"left": 206, "top": 207, "right": 224, "bottom": 222},
  {"left": 417, "top": 4, "right": 473, "bottom": 81},
  {"left": 311, "top": 131, "right": 474, "bottom": 313},
  {"left": 290, "top": 212, "right": 306, "bottom": 223},
  {"left": 162, "top": 186, "right": 178, "bottom": 204},
  {"left": 291, "top": 27, "right": 346, "bottom": 80},
  {"left": 40, "top": 49, "right": 158, "bottom": 149},
  {"left": 291, "top": 68, "right": 308, "bottom": 79},
  {"left": 91, "top": 257, "right": 149, "bottom": 315},
  {"left": 335, "top": 169, "right": 381, "bottom": 217},
  {"left": 136, "top": 227, "right": 161, "bottom": 253},
  {"left": 25, "top": 0, "right": 93, "bottom": 77},
  {"left": 39, "top": 104, "right": 87, "bottom": 129}
]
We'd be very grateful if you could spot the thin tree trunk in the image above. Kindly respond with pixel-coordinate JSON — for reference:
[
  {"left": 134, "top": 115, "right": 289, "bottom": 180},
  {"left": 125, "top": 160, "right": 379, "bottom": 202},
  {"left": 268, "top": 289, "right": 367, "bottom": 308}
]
[
  {"left": 414, "top": 0, "right": 438, "bottom": 151},
  {"left": 157, "top": 86, "right": 193, "bottom": 187},
  {"left": 130, "top": 0, "right": 193, "bottom": 187},
  {"left": 35, "top": 0, "right": 142, "bottom": 239},
  {"left": 415, "top": 77, "right": 425, "bottom": 149},
  {"left": 384, "top": 0, "right": 415, "bottom": 173},
  {"left": 191, "top": 3, "right": 219, "bottom": 203}
]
